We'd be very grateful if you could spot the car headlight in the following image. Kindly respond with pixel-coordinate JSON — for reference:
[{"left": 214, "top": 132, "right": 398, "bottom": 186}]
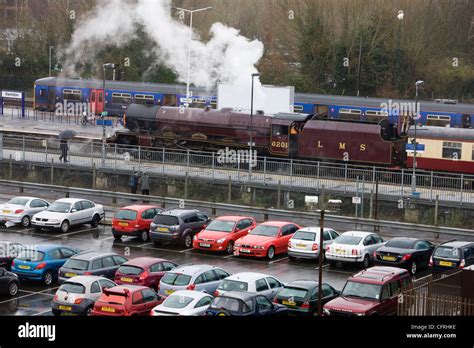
[
  {"left": 235, "top": 244, "right": 241, "bottom": 247},
  {"left": 254, "top": 246, "right": 265, "bottom": 250},
  {"left": 216, "top": 238, "right": 226, "bottom": 244},
  {"left": 323, "top": 308, "right": 331, "bottom": 316},
  {"left": 193, "top": 235, "right": 197, "bottom": 241},
  {"left": 49, "top": 219, "right": 59, "bottom": 223},
  {"left": 355, "top": 313, "right": 365, "bottom": 316}
]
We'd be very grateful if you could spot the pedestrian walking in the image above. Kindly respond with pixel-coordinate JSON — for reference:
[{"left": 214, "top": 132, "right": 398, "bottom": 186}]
[
  {"left": 59, "top": 139, "right": 69, "bottom": 163},
  {"left": 139, "top": 172, "right": 150, "bottom": 199},
  {"left": 129, "top": 172, "right": 139, "bottom": 194}
]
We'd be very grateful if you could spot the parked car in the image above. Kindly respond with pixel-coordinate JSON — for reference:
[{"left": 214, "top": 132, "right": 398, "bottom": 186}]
[
  {"left": 91, "top": 285, "right": 160, "bottom": 316},
  {"left": 11, "top": 245, "right": 79, "bottom": 285},
  {"left": 151, "top": 290, "right": 213, "bottom": 316},
  {"left": 0, "top": 241, "right": 24, "bottom": 270},
  {"left": 234, "top": 221, "right": 301, "bottom": 260},
  {"left": 51, "top": 275, "right": 117, "bottom": 316},
  {"left": 158, "top": 264, "right": 230, "bottom": 297},
  {"left": 323, "top": 266, "right": 412, "bottom": 316},
  {"left": 0, "top": 197, "right": 50, "bottom": 227},
  {"left": 374, "top": 237, "right": 435, "bottom": 275},
  {"left": 214, "top": 272, "right": 284, "bottom": 300},
  {"left": 326, "top": 231, "right": 386, "bottom": 268},
  {"left": 59, "top": 251, "right": 128, "bottom": 283},
  {"left": 206, "top": 291, "right": 288, "bottom": 317},
  {"left": 430, "top": 241, "right": 474, "bottom": 272},
  {"left": 112, "top": 205, "right": 163, "bottom": 242},
  {"left": 115, "top": 257, "right": 178, "bottom": 291},
  {"left": 31, "top": 198, "right": 105, "bottom": 233},
  {"left": 288, "top": 227, "right": 340, "bottom": 261},
  {"left": 193, "top": 216, "right": 256, "bottom": 255},
  {"left": 0, "top": 268, "right": 19, "bottom": 296},
  {"left": 150, "top": 209, "right": 211, "bottom": 248},
  {"left": 274, "top": 280, "right": 339, "bottom": 316}
]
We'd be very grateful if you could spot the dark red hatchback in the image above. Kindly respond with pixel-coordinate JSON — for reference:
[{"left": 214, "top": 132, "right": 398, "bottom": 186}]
[{"left": 115, "top": 257, "right": 178, "bottom": 291}]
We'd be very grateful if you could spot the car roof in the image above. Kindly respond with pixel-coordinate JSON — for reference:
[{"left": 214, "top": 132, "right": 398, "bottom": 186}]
[
  {"left": 167, "top": 290, "right": 211, "bottom": 298},
  {"left": 6, "top": 196, "right": 39, "bottom": 201},
  {"left": 25, "top": 244, "right": 65, "bottom": 252},
  {"left": 285, "top": 280, "right": 318, "bottom": 289},
  {"left": 119, "top": 205, "right": 160, "bottom": 212},
  {"left": 351, "top": 266, "right": 409, "bottom": 284},
  {"left": 260, "top": 221, "right": 295, "bottom": 227},
  {"left": 341, "top": 231, "right": 374, "bottom": 237},
  {"left": 157, "top": 209, "right": 200, "bottom": 217},
  {"left": 440, "top": 241, "right": 474, "bottom": 248},
  {"left": 220, "top": 291, "right": 258, "bottom": 301},
  {"left": 225, "top": 272, "right": 272, "bottom": 282},
  {"left": 107, "top": 285, "right": 148, "bottom": 293},
  {"left": 53, "top": 198, "right": 91, "bottom": 204},
  {"left": 123, "top": 257, "right": 167, "bottom": 267},
  {"left": 294, "top": 227, "right": 334, "bottom": 233},
  {"left": 171, "top": 264, "right": 216, "bottom": 275},
  {"left": 64, "top": 275, "right": 111, "bottom": 286},
  {"left": 71, "top": 251, "right": 118, "bottom": 261},
  {"left": 215, "top": 216, "right": 252, "bottom": 221}
]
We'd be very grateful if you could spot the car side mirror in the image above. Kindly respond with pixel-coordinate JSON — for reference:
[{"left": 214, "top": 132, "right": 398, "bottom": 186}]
[
  {"left": 71, "top": 209, "right": 77, "bottom": 213},
  {"left": 234, "top": 228, "right": 240, "bottom": 232},
  {"left": 248, "top": 229, "right": 252, "bottom": 233}
]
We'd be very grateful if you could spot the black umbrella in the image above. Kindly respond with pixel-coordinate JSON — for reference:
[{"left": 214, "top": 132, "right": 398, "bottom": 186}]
[{"left": 58, "top": 130, "right": 77, "bottom": 139}]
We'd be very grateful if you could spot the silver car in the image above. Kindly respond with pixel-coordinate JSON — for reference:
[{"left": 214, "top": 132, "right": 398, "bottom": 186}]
[
  {"left": 151, "top": 290, "right": 213, "bottom": 316},
  {"left": 215, "top": 272, "right": 284, "bottom": 300},
  {"left": 0, "top": 197, "right": 49, "bottom": 227},
  {"left": 51, "top": 275, "right": 117, "bottom": 316},
  {"left": 158, "top": 264, "right": 230, "bottom": 297},
  {"left": 288, "top": 227, "right": 340, "bottom": 261}
]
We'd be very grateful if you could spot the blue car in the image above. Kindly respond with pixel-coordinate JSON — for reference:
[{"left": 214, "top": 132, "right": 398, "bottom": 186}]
[{"left": 11, "top": 245, "right": 79, "bottom": 285}]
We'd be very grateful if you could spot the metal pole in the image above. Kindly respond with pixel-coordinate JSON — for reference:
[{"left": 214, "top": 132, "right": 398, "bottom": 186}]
[
  {"left": 356, "top": 36, "right": 362, "bottom": 97},
  {"left": 317, "top": 209, "right": 325, "bottom": 316},
  {"left": 411, "top": 83, "right": 420, "bottom": 195},
  {"left": 185, "top": 11, "right": 193, "bottom": 102},
  {"left": 249, "top": 75, "right": 254, "bottom": 179},
  {"left": 49, "top": 46, "right": 54, "bottom": 77},
  {"left": 375, "top": 178, "right": 379, "bottom": 220}
]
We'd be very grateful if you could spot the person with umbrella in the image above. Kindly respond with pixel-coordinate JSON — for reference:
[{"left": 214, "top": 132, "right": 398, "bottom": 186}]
[{"left": 58, "top": 130, "right": 76, "bottom": 163}]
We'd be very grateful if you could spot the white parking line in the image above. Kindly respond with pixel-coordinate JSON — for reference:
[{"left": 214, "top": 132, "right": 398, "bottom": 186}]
[
  {"left": 223, "top": 254, "right": 235, "bottom": 259},
  {"left": 98, "top": 236, "right": 115, "bottom": 242},
  {"left": 180, "top": 248, "right": 194, "bottom": 253},
  {"left": 0, "top": 288, "right": 56, "bottom": 304},
  {"left": 44, "top": 227, "right": 100, "bottom": 240},
  {"left": 137, "top": 242, "right": 153, "bottom": 248},
  {"left": 269, "top": 257, "right": 289, "bottom": 264},
  {"left": 33, "top": 309, "right": 52, "bottom": 316}
]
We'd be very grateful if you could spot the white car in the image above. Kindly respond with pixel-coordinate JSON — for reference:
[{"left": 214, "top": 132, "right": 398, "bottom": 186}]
[
  {"left": 288, "top": 227, "right": 340, "bottom": 261},
  {"left": 151, "top": 290, "right": 213, "bottom": 316},
  {"left": 32, "top": 198, "right": 105, "bottom": 233},
  {"left": 326, "top": 231, "right": 386, "bottom": 268},
  {"left": 0, "top": 197, "right": 50, "bottom": 227},
  {"left": 215, "top": 272, "right": 284, "bottom": 300}
]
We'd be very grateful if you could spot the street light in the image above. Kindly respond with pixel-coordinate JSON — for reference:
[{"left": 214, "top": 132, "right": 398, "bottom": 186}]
[
  {"left": 249, "top": 73, "right": 260, "bottom": 179},
  {"left": 317, "top": 209, "right": 325, "bottom": 316},
  {"left": 49, "top": 46, "right": 54, "bottom": 77},
  {"left": 102, "top": 63, "right": 115, "bottom": 165},
  {"left": 173, "top": 6, "right": 213, "bottom": 106},
  {"left": 411, "top": 80, "right": 424, "bottom": 195},
  {"left": 396, "top": 10, "right": 404, "bottom": 90}
]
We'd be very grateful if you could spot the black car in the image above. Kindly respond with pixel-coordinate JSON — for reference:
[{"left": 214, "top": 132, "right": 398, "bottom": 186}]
[
  {"left": 206, "top": 291, "right": 288, "bottom": 317},
  {"left": 58, "top": 251, "right": 128, "bottom": 283},
  {"left": 430, "top": 241, "right": 474, "bottom": 272},
  {"left": 273, "top": 280, "right": 339, "bottom": 316},
  {"left": 0, "top": 268, "right": 19, "bottom": 296},
  {"left": 374, "top": 238, "right": 435, "bottom": 275},
  {"left": 149, "top": 209, "right": 211, "bottom": 248},
  {"left": 0, "top": 242, "right": 24, "bottom": 270}
]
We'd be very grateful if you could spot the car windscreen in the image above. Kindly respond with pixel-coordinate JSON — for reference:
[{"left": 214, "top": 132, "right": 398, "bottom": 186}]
[
  {"left": 153, "top": 215, "right": 179, "bottom": 226},
  {"left": 117, "top": 265, "right": 144, "bottom": 275},
  {"left": 47, "top": 202, "right": 72, "bottom": 213},
  {"left": 210, "top": 297, "right": 243, "bottom": 312},
  {"left": 161, "top": 273, "right": 191, "bottom": 286},
  {"left": 59, "top": 282, "right": 86, "bottom": 294},
  {"left": 217, "top": 279, "right": 248, "bottom": 292},
  {"left": 250, "top": 225, "right": 279, "bottom": 237},
  {"left": 292, "top": 231, "right": 316, "bottom": 241},
  {"left": 115, "top": 210, "right": 138, "bottom": 221},
  {"left": 7, "top": 198, "right": 29, "bottom": 206},
  {"left": 434, "top": 247, "right": 461, "bottom": 260},
  {"left": 335, "top": 235, "right": 362, "bottom": 246},
  {"left": 385, "top": 239, "right": 416, "bottom": 249},
  {"left": 62, "top": 259, "right": 89, "bottom": 271},
  {"left": 278, "top": 286, "right": 309, "bottom": 299},
  {"left": 341, "top": 281, "right": 381, "bottom": 301},
  {"left": 163, "top": 295, "right": 194, "bottom": 309},
  {"left": 17, "top": 249, "right": 45, "bottom": 262},
  {"left": 100, "top": 293, "right": 127, "bottom": 305},
  {"left": 206, "top": 220, "right": 235, "bottom": 233}
]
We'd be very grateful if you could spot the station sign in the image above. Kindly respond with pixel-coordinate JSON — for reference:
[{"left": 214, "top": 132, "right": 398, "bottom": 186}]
[
  {"left": 406, "top": 144, "right": 425, "bottom": 153},
  {"left": 96, "top": 119, "right": 113, "bottom": 127},
  {"left": 180, "top": 98, "right": 193, "bottom": 104},
  {"left": 1, "top": 91, "right": 23, "bottom": 99},
  {"left": 352, "top": 197, "right": 361, "bottom": 204},
  {"left": 305, "top": 196, "right": 319, "bottom": 204}
]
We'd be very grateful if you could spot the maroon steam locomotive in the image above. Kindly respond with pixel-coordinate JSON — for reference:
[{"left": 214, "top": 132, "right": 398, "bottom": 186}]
[{"left": 107, "top": 104, "right": 406, "bottom": 167}]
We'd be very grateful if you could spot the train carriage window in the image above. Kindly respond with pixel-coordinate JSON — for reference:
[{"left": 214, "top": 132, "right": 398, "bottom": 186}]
[
  {"left": 366, "top": 110, "right": 389, "bottom": 123},
  {"left": 39, "top": 89, "right": 46, "bottom": 97},
  {"left": 339, "top": 108, "right": 361, "bottom": 121},
  {"left": 163, "top": 94, "right": 177, "bottom": 106},
  {"left": 112, "top": 93, "right": 131, "bottom": 105},
  {"left": 272, "top": 125, "right": 289, "bottom": 136},
  {"left": 63, "top": 89, "right": 82, "bottom": 101},
  {"left": 190, "top": 98, "right": 206, "bottom": 109},
  {"left": 210, "top": 100, "right": 217, "bottom": 109},
  {"left": 442, "top": 142, "right": 462, "bottom": 160},
  {"left": 293, "top": 105, "right": 304, "bottom": 112},
  {"left": 427, "top": 115, "right": 451, "bottom": 127},
  {"left": 134, "top": 94, "right": 154, "bottom": 105}
]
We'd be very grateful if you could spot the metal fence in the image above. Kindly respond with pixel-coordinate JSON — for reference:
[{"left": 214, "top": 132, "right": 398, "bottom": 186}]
[{"left": 0, "top": 133, "right": 473, "bottom": 206}]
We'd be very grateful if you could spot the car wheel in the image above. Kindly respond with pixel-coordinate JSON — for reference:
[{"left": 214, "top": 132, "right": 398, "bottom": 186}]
[
  {"left": 182, "top": 233, "right": 193, "bottom": 248},
  {"left": 43, "top": 271, "right": 54, "bottom": 286},
  {"left": 8, "top": 281, "right": 18, "bottom": 296},
  {"left": 362, "top": 254, "right": 370, "bottom": 269},
  {"left": 140, "top": 230, "right": 149, "bottom": 243},
  {"left": 410, "top": 261, "right": 417, "bottom": 275},
  {"left": 267, "top": 246, "right": 276, "bottom": 260},
  {"left": 85, "top": 306, "right": 93, "bottom": 316},
  {"left": 226, "top": 241, "right": 234, "bottom": 255},
  {"left": 90, "top": 214, "right": 100, "bottom": 227},
  {"left": 21, "top": 216, "right": 31, "bottom": 228},
  {"left": 60, "top": 220, "right": 70, "bottom": 233}
]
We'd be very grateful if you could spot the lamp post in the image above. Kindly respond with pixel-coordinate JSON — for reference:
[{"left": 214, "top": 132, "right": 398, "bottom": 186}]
[
  {"left": 317, "top": 209, "right": 325, "bottom": 316},
  {"left": 49, "top": 46, "right": 54, "bottom": 77},
  {"left": 102, "top": 63, "right": 115, "bottom": 165},
  {"left": 411, "top": 80, "right": 424, "bottom": 195},
  {"left": 173, "top": 6, "right": 213, "bottom": 106},
  {"left": 249, "top": 73, "right": 260, "bottom": 179},
  {"left": 396, "top": 10, "right": 404, "bottom": 90}
]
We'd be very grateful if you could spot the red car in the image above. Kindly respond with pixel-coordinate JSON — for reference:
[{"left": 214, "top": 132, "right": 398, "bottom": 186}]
[
  {"left": 112, "top": 205, "right": 162, "bottom": 242},
  {"left": 115, "top": 257, "right": 178, "bottom": 291},
  {"left": 91, "top": 285, "right": 160, "bottom": 316},
  {"left": 193, "top": 216, "right": 257, "bottom": 254},
  {"left": 234, "top": 221, "right": 301, "bottom": 260}
]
